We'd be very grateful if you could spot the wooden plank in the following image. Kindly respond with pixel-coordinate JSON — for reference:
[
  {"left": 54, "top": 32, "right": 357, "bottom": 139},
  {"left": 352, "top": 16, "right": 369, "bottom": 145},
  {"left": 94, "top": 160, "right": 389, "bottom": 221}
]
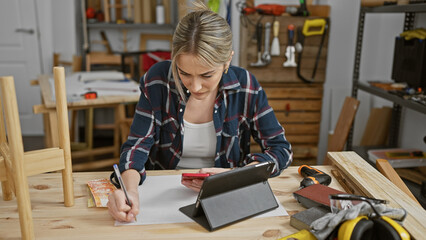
[
  {"left": 275, "top": 111, "right": 322, "bottom": 123},
  {"left": 37, "top": 75, "right": 55, "bottom": 108},
  {"left": 395, "top": 168, "right": 426, "bottom": 185},
  {"left": 0, "top": 155, "right": 6, "bottom": 181},
  {"left": 0, "top": 150, "right": 14, "bottom": 203},
  {"left": 280, "top": 123, "right": 320, "bottom": 134},
  {"left": 115, "top": 0, "right": 122, "bottom": 20},
  {"left": 269, "top": 99, "right": 322, "bottom": 111},
  {"left": 328, "top": 151, "right": 426, "bottom": 240},
  {"left": 133, "top": 0, "right": 142, "bottom": 23},
  {"left": 0, "top": 76, "right": 35, "bottom": 239},
  {"left": 376, "top": 159, "right": 420, "bottom": 205},
  {"left": 285, "top": 135, "right": 319, "bottom": 144},
  {"left": 72, "top": 158, "right": 119, "bottom": 172},
  {"left": 246, "top": 55, "right": 327, "bottom": 69},
  {"left": 292, "top": 145, "right": 318, "bottom": 158},
  {"left": 263, "top": 87, "right": 323, "bottom": 99},
  {"left": 163, "top": 0, "right": 171, "bottom": 24},
  {"left": 53, "top": 67, "right": 74, "bottom": 207},
  {"left": 103, "top": 0, "right": 111, "bottom": 22},
  {"left": 291, "top": 158, "right": 317, "bottom": 166},
  {"left": 331, "top": 169, "right": 355, "bottom": 194},
  {"left": 360, "top": 107, "right": 392, "bottom": 146},
  {"left": 177, "top": 0, "right": 187, "bottom": 20},
  {"left": 324, "top": 97, "right": 359, "bottom": 164},
  {"left": 249, "top": 68, "right": 326, "bottom": 83},
  {"left": 24, "top": 148, "right": 65, "bottom": 176},
  {"left": 308, "top": 5, "right": 331, "bottom": 17},
  {"left": 251, "top": 144, "right": 318, "bottom": 159},
  {"left": 71, "top": 146, "right": 116, "bottom": 159},
  {"left": 142, "top": 0, "right": 152, "bottom": 23}
]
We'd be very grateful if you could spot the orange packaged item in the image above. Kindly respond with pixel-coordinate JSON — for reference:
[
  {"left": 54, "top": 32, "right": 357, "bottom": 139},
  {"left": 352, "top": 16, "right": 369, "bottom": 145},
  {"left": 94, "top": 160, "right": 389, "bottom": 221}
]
[{"left": 87, "top": 179, "right": 116, "bottom": 207}]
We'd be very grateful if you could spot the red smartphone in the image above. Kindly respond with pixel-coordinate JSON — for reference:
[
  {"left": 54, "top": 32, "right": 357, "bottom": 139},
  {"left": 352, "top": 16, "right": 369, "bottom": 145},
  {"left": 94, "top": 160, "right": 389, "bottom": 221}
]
[{"left": 181, "top": 173, "right": 210, "bottom": 180}]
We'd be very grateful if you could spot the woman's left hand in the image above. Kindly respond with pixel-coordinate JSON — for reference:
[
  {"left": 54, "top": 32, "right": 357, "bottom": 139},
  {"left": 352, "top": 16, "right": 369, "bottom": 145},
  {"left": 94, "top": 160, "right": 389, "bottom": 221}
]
[{"left": 181, "top": 168, "right": 231, "bottom": 192}]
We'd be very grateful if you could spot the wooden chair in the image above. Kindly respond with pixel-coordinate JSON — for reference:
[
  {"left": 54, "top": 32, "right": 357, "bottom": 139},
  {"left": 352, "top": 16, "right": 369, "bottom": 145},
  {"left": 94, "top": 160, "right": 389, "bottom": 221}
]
[
  {"left": 53, "top": 53, "right": 82, "bottom": 73},
  {"left": 78, "top": 53, "right": 131, "bottom": 170},
  {"left": 323, "top": 97, "right": 360, "bottom": 165},
  {"left": 0, "top": 67, "right": 74, "bottom": 239},
  {"left": 52, "top": 53, "right": 87, "bottom": 148},
  {"left": 86, "top": 52, "right": 134, "bottom": 77}
]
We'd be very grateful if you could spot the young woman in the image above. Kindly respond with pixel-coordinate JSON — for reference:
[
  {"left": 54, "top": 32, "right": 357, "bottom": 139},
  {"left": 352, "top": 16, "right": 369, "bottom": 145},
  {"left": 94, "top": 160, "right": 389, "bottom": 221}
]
[{"left": 107, "top": 1, "right": 292, "bottom": 222}]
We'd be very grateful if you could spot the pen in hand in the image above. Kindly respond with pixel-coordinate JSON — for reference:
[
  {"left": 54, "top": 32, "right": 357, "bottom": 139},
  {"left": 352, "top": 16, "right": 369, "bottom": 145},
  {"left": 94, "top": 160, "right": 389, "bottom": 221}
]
[{"left": 113, "top": 164, "right": 137, "bottom": 221}]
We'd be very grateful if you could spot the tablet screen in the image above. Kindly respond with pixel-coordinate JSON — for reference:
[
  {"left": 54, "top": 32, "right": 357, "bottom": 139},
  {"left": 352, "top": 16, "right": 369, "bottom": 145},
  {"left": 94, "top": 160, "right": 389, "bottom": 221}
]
[{"left": 192, "top": 161, "right": 275, "bottom": 217}]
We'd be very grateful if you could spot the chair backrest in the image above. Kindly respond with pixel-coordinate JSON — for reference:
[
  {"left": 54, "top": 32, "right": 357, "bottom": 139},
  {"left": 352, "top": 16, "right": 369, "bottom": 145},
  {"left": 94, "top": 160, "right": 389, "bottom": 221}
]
[
  {"left": 53, "top": 53, "right": 82, "bottom": 72},
  {"left": 0, "top": 67, "right": 74, "bottom": 239},
  {"left": 323, "top": 97, "right": 360, "bottom": 165}
]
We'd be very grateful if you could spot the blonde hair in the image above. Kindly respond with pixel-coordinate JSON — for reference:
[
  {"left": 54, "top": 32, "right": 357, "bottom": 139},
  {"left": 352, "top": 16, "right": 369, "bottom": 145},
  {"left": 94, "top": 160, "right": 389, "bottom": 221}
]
[{"left": 171, "top": 0, "right": 233, "bottom": 101}]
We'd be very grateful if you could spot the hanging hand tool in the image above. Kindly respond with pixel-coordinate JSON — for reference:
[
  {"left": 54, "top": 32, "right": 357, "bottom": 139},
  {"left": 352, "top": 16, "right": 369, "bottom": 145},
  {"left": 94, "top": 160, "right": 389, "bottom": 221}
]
[
  {"left": 295, "top": 0, "right": 310, "bottom": 16},
  {"left": 250, "top": 22, "right": 267, "bottom": 67},
  {"left": 270, "top": 21, "right": 280, "bottom": 56},
  {"left": 298, "top": 165, "right": 332, "bottom": 189},
  {"left": 283, "top": 24, "right": 297, "bottom": 67},
  {"left": 296, "top": 18, "right": 328, "bottom": 83},
  {"left": 241, "top": 4, "right": 298, "bottom": 16},
  {"left": 261, "top": 22, "right": 272, "bottom": 65}
]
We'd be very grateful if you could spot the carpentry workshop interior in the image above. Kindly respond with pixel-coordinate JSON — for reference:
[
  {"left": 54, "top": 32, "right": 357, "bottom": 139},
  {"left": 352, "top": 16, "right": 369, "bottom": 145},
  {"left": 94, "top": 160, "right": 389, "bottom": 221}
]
[{"left": 1, "top": 0, "right": 426, "bottom": 239}]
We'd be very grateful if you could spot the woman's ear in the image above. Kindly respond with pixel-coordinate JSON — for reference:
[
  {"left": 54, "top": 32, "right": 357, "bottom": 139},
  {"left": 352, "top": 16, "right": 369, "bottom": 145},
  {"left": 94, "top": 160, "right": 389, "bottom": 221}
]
[{"left": 226, "top": 51, "right": 234, "bottom": 68}]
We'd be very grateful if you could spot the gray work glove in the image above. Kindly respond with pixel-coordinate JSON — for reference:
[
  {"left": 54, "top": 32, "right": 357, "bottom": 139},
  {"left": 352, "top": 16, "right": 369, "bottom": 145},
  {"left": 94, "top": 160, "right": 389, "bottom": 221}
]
[{"left": 309, "top": 202, "right": 406, "bottom": 240}]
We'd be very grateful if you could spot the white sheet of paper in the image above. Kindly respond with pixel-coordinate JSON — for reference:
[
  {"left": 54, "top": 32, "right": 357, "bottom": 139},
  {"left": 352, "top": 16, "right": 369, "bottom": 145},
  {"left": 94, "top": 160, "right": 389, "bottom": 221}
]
[
  {"left": 115, "top": 175, "right": 288, "bottom": 226},
  {"left": 49, "top": 72, "right": 140, "bottom": 102}
]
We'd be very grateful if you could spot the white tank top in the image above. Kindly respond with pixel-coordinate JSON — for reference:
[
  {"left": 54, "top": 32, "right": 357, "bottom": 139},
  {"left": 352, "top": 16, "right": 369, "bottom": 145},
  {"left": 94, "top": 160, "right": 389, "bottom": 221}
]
[{"left": 176, "top": 119, "right": 217, "bottom": 169}]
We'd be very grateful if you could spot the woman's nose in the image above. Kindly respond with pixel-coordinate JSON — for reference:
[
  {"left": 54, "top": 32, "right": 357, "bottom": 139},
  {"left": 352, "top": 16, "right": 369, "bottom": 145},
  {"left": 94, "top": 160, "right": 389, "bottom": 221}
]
[{"left": 190, "top": 78, "right": 202, "bottom": 92}]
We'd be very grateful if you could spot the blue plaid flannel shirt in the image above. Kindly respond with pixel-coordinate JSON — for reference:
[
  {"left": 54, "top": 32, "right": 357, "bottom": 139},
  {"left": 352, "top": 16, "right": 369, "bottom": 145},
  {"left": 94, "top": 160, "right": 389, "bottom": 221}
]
[{"left": 119, "top": 61, "right": 292, "bottom": 183}]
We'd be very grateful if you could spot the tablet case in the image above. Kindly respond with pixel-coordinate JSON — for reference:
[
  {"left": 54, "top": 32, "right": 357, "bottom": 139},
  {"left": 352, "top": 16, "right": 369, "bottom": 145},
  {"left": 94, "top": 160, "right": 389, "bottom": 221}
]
[{"left": 179, "top": 162, "right": 279, "bottom": 231}]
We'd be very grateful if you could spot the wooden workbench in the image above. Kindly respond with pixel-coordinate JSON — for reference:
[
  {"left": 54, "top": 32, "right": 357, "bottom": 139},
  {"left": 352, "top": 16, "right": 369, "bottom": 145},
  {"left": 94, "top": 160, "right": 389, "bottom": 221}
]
[
  {"left": 1, "top": 152, "right": 425, "bottom": 239},
  {"left": 0, "top": 166, "right": 339, "bottom": 239}
]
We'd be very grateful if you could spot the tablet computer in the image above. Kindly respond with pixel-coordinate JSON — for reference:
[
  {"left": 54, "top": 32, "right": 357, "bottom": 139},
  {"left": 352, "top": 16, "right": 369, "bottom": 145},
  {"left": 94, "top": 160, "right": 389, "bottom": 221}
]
[
  {"left": 192, "top": 161, "right": 275, "bottom": 217},
  {"left": 180, "top": 161, "right": 278, "bottom": 231}
]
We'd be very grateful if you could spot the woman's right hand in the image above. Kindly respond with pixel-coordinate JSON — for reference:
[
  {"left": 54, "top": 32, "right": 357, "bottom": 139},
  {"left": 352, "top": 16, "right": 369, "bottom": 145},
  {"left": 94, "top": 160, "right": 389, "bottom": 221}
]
[{"left": 107, "top": 188, "right": 139, "bottom": 222}]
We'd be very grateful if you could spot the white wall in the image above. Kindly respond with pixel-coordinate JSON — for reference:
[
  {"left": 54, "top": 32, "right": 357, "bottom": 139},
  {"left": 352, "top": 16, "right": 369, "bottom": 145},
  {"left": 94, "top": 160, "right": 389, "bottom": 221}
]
[
  {"left": 42, "top": 0, "right": 426, "bottom": 156},
  {"left": 37, "top": 0, "right": 76, "bottom": 75}
]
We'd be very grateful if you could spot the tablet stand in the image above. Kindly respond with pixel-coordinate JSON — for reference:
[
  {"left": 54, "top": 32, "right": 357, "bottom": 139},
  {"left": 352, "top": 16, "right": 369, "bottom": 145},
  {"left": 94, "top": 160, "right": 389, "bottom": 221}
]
[{"left": 180, "top": 180, "right": 278, "bottom": 231}]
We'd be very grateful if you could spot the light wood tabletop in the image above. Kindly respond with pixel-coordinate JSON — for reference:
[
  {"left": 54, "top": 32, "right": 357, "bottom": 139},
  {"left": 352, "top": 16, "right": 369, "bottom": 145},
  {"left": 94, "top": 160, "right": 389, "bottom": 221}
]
[{"left": 0, "top": 166, "right": 341, "bottom": 240}]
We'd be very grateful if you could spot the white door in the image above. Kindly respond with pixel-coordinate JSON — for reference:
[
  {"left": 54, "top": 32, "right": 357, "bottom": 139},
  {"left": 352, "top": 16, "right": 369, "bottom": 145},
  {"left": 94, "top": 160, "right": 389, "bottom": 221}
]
[{"left": 0, "top": 0, "right": 43, "bottom": 135}]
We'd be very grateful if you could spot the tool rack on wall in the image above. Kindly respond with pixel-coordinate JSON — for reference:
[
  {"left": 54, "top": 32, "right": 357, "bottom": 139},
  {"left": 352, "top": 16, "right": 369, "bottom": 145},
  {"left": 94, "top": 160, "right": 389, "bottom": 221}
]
[
  {"left": 239, "top": 12, "right": 330, "bottom": 165},
  {"left": 348, "top": 4, "right": 426, "bottom": 150}
]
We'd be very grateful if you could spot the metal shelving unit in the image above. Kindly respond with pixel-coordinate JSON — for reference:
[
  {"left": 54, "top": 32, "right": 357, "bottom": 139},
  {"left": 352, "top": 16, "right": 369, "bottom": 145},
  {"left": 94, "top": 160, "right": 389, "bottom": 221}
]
[
  {"left": 75, "top": 1, "right": 178, "bottom": 63},
  {"left": 348, "top": 3, "right": 426, "bottom": 150},
  {"left": 87, "top": 23, "right": 176, "bottom": 32}
]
